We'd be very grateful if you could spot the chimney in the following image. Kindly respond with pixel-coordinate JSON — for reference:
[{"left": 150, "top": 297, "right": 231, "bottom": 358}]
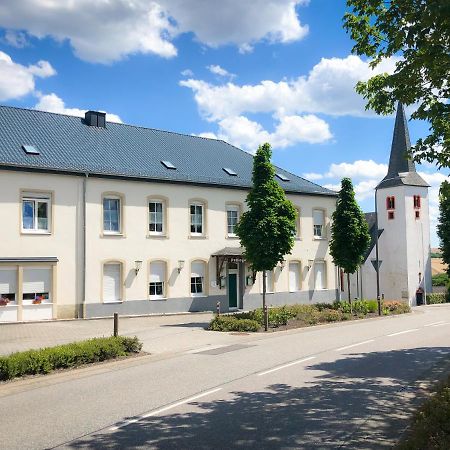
[{"left": 85, "top": 110, "right": 106, "bottom": 128}]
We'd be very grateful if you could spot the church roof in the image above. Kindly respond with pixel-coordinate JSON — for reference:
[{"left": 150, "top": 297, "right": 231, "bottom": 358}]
[
  {"left": 377, "top": 103, "right": 429, "bottom": 189},
  {"left": 363, "top": 212, "right": 383, "bottom": 262}
]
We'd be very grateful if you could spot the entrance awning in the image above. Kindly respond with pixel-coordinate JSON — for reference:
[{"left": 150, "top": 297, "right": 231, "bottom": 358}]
[{"left": 212, "top": 247, "right": 245, "bottom": 288}]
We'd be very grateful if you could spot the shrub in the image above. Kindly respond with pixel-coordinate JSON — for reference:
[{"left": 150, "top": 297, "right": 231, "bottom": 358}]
[
  {"left": 366, "top": 300, "right": 379, "bottom": 313},
  {"left": 0, "top": 336, "right": 142, "bottom": 381},
  {"left": 208, "top": 316, "right": 260, "bottom": 332},
  {"left": 335, "top": 301, "right": 352, "bottom": 314},
  {"left": 426, "top": 293, "right": 448, "bottom": 304},
  {"left": 397, "top": 375, "right": 450, "bottom": 449},
  {"left": 432, "top": 273, "right": 449, "bottom": 286},
  {"left": 382, "top": 301, "right": 411, "bottom": 315},
  {"left": 320, "top": 309, "right": 344, "bottom": 322}
]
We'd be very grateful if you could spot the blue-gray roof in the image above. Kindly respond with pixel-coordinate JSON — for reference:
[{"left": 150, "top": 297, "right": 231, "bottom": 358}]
[{"left": 0, "top": 106, "right": 336, "bottom": 196}]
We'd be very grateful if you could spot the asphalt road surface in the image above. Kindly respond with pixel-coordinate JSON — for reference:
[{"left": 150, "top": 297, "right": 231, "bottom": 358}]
[{"left": 1, "top": 305, "right": 449, "bottom": 449}]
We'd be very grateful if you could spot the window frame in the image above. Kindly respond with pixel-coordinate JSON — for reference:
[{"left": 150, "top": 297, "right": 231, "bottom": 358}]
[
  {"left": 314, "top": 260, "right": 327, "bottom": 290},
  {"left": 261, "top": 270, "right": 275, "bottom": 294},
  {"left": 190, "top": 260, "right": 207, "bottom": 297},
  {"left": 21, "top": 192, "right": 52, "bottom": 234},
  {"left": 189, "top": 200, "right": 206, "bottom": 237},
  {"left": 386, "top": 196, "right": 395, "bottom": 210},
  {"left": 226, "top": 203, "right": 241, "bottom": 237},
  {"left": 148, "top": 260, "right": 167, "bottom": 300},
  {"left": 313, "top": 208, "right": 325, "bottom": 239},
  {"left": 288, "top": 260, "right": 302, "bottom": 292},
  {"left": 294, "top": 207, "right": 301, "bottom": 238},
  {"left": 148, "top": 198, "right": 167, "bottom": 236},
  {"left": 413, "top": 195, "right": 421, "bottom": 209},
  {"left": 388, "top": 211, "right": 395, "bottom": 220},
  {"left": 102, "top": 193, "right": 124, "bottom": 235}
]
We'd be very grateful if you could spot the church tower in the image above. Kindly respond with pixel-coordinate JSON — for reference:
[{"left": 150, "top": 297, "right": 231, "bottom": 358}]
[{"left": 376, "top": 102, "right": 432, "bottom": 305}]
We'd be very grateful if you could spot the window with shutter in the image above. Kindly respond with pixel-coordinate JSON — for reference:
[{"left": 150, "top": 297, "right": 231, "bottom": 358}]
[
  {"left": 314, "top": 262, "right": 326, "bottom": 290},
  {"left": 191, "top": 261, "right": 206, "bottom": 296},
  {"left": 23, "top": 267, "right": 51, "bottom": 303},
  {"left": 149, "top": 261, "right": 166, "bottom": 299},
  {"left": 103, "top": 263, "right": 121, "bottom": 303},
  {"left": 313, "top": 209, "right": 325, "bottom": 238},
  {"left": 0, "top": 268, "right": 17, "bottom": 303},
  {"left": 289, "top": 262, "right": 301, "bottom": 292}
]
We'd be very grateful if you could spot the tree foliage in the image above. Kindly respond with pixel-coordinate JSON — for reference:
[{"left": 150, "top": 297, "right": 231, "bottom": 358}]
[
  {"left": 236, "top": 143, "right": 297, "bottom": 272},
  {"left": 330, "top": 178, "right": 370, "bottom": 300},
  {"left": 344, "top": 0, "right": 450, "bottom": 167},
  {"left": 437, "top": 180, "right": 450, "bottom": 276}
]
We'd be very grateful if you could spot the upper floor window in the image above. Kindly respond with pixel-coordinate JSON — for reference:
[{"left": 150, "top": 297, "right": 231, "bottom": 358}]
[
  {"left": 191, "top": 260, "right": 206, "bottom": 296},
  {"left": 103, "top": 196, "right": 121, "bottom": 234},
  {"left": 22, "top": 193, "right": 51, "bottom": 233},
  {"left": 149, "top": 261, "right": 166, "bottom": 299},
  {"left": 313, "top": 209, "right": 325, "bottom": 238},
  {"left": 386, "top": 196, "right": 395, "bottom": 210},
  {"left": 190, "top": 202, "right": 204, "bottom": 235},
  {"left": 149, "top": 200, "right": 165, "bottom": 235},
  {"left": 294, "top": 207, "right": 301, "bottom": 237},
  {"left": 413, "top": 195, "right": 421, "bottom": 209},
  {"left": 226, "top": 205, "right": 240, "bottom": 236}
]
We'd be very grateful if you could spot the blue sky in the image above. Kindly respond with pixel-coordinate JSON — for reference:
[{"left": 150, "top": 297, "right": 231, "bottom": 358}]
[{"left": 0, "top": 0, "right": 446, "bottom": 245}]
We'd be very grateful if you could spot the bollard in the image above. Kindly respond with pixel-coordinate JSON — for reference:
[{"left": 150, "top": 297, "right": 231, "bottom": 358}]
[
  {"left": 263, "top": 305, "right": 269, "bottom": 332},
  {"left": 216, "top": 301, "right": 221, "bottom": 316},
  {"left": 113, "top": 312, "right": 119, "bottom": 337}
]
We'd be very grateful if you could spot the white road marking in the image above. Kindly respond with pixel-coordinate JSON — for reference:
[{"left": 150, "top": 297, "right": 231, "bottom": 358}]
[
  {"left": 336, "top": 339, "right": 375, "bottom": 352},
  {"left": 109, "top": 388, "right": 222, "bottom": 431},
  {"left": 257, "top": 356, "right": 316, "bottom": 376},
  {"left": 387, "top": 328, "right": 419, "bottom": 337},
  {"left": 430, "top": 322, "right": 448, "bottom": 327},
  {"left": 424, "top": 321, "right": 445, "bottom": 327}
]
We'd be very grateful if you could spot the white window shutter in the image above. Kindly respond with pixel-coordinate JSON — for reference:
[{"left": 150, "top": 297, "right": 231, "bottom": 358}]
[
  {"left": 191, "top": 261, "right": 205, "bottom": 278},
  {"left": 0, "top": 268, "right": 16, "bottom": 294},
  {"left": 314, "top": 262, "right": 325, "bottom": 290},
  {"left": 150, "top": 261, "right": 165, "bottom": 282},
  {"left": 23, "top": 267, "right": 51, "bottom": 293},
  {"left": 103, "top": 263, "right": 121, "bottom": 302},
  {"left": 289, "top": 262, "right": 300, "bottom": 292},
  {"left": 313, "top": 210, "right": 324, "bottom": 226}
]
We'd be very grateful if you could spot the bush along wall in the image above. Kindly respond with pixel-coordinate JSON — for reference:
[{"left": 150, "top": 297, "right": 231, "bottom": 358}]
[
  {"left": 0, "top": 336, "right": 143, "bottom": 381},
  {"left": 208, "top": 300, "right": 411, "bottom": 332}
]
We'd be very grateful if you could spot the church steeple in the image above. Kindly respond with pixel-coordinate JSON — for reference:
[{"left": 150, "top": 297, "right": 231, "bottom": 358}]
[{"left": 377, "top": 102, "right": 429, "bottom": 189}]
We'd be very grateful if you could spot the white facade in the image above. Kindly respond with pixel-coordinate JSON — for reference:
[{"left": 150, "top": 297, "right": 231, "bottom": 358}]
[{"left": 0, "top": 169, "right": 338, "bottom": 321}]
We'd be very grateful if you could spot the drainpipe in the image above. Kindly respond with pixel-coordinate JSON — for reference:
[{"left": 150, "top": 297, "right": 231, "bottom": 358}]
[
  {"left": 81, "top": 173, "right": 88, "bottom": 318},
  {"left": 375, "top": 186, "right": 381, "bottom": 315}
]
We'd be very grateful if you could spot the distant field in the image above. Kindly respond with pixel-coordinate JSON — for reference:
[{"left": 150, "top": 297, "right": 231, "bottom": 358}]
[{"left": 431, "top": 257, "right": 447, "bottom": 275}]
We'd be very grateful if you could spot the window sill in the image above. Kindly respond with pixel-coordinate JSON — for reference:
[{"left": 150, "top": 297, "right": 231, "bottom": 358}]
[
  {"left": 226, "top": 235, "right": 239, "bottom": 240},
  {"left": 21, "top": 231, "right": 51, "bottom": 236},
  {"left": 294, "top": 237, "right": 302, "bottom": 241},
  {"left": 103, "top": 300, "right": 123, "bottom": 304},
  {"left": 149, "top": 297, "right": 167, "bottom": 301},
  {"left": 0, "top": 304, "right": 18, "bottom": 308},
  {"left": 313, "top": 237, "right": 327, "bottom": 241},
  {"left": 188, "top": 235, "right": 208, "bottom": 240},
  {"left": 101, "top": 233, "right": 126, "bottom": 238},
  {"left": 147, "top": 234, "right": 169, "bottom": 239},
  {"left": 191, "top": 294, "right": 207, "bottom": 298},
  {"left": 23, "top": 302, "right": 53, "bottom": 306}
]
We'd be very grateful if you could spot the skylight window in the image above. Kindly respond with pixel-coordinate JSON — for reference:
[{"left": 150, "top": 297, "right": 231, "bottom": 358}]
[
  {"left": 22, "top": 145, "right": 39, "bottom": 155},
  {"left": 161, "top": 160, "right": 176, "bottom": 170},
  {"left": 275, "top": 173, "right": 290, "bottom": 182},
  {"left": 222, "top": 167, "right": 237, "bottom": 176}
]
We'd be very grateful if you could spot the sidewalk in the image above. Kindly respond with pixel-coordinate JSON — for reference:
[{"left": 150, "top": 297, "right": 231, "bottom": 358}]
[{"left": 0, "top": 313, "right": 241, "bottom": 356}]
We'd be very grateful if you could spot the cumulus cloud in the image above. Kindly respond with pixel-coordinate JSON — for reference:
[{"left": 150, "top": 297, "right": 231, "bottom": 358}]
[
  {"left": 35, "top": 93, "right": 122, "bottom": 123},
  {"left": 0, "top": 0, "right": 309, "bottom": 63},
  {"left": 181, "top": 55, "right": 399, "bottom": 121},
  {"left": 207, "top": 64, "right": 235, "bottom": 79},
  {"left": 181, "top": 69, "right": 194, "bottom": 77},
  {"left": 325, "top": 160, "right": 388, "bottom": 180},
  {"left": 0, "top": 51, "right": 56, "bottom": 101},
  {"left": 3, "top": 29, "right": 28, "bottom": 48}
]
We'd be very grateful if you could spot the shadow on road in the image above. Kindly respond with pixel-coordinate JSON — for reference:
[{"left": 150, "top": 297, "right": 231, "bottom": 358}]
[{"left": 65, "top": 347, "right": 450, "bottom": 449}]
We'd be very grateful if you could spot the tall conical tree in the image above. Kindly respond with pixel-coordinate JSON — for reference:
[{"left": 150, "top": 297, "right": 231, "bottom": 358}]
[
  {"left": 437, "top": 180, "right": 450, "bottom": 276},
  {"left": 330, "top": 178, "right": 370, "bottom": 303},
  {"left": 236, "top": 143, "right": 297, "bottom": 330}
]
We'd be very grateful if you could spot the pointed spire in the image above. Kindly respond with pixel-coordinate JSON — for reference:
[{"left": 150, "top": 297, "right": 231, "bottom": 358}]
[{"left": 386, "top": 102, "right": 416, "bottom": 177}]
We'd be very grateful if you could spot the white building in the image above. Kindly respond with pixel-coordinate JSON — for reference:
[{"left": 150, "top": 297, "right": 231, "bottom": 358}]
[
  {"left": 343, "top": 103, "right": 432, "bottom": 306},
  {"left": 0, "top": 106, "right": 338, "bottom": 322}
]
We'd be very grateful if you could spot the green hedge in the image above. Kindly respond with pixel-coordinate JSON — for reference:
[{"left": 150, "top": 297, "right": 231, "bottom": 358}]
[
  {"left": 432, "top": 273, "right": 449, "bottom": 286},
  {"left": 397, "top": 375, "right": 450, "bottom": 449},
  {"left": 0, "top": 336, "right": 142, "bottom": 381},
  {"left": 208, "top": 316, "right": 260, "bottom": 332},
  {"left": 426, "top": 293, "right": 448, "bottom": 304}
]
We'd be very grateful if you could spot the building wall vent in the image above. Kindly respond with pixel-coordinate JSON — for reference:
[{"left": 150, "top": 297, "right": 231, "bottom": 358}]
[{"left": 85, "top": 111, "right": 106, "bottom": 128}]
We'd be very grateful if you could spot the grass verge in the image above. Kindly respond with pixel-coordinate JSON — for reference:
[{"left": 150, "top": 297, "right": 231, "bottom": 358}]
[
  {"left": 208, "top": 300, "right": 411, "bottom": 332},
  {"left": 0, "top": 336, "right": 143, "bottom": 381}
]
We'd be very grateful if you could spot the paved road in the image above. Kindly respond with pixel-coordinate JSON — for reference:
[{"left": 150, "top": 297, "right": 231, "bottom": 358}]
[{"left": 1, "top": 305, "right": 449, "bottom": 449}]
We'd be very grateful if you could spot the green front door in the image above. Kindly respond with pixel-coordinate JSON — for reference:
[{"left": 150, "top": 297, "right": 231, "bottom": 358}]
[{"left": 228, "top": 273, "right": 238, "bottom": 308}]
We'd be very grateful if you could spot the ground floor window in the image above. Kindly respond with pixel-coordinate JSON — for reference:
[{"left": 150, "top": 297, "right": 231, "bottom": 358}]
[
  {"left": 289, "top": 261, "right": 301, "bottom": 292},
  {"left": 0, "top": 268, "right": 17, "bottom": 304},
  {"left": 23, "top": 267, "right": 51, "bottom": 304},
  {"left": 103, "top": 263, "right": 122, "bottom": 303},
  {"left": 149, "top": 261, "right": 166, "bottom": 299},
  {"left": 191, "top": 261, "right": 206, "bottom": 296},
  {"left": 314, "top": 261, "right": 326, "bottom": 290},
  {"left": 261, "top": 270, "right": 274, "bottom": 293}
]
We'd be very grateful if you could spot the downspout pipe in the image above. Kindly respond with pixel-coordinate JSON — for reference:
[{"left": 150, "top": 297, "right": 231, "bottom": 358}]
[
  {"left": 375, "top": 186, "right": 381, "bottom": 315},
  {"left": 81, "top": 173, "right": 88, "bottom": 318}
]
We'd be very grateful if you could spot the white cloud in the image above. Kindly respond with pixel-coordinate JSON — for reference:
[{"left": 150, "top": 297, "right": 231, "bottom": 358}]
[
  {"left": 181, "top": 69, "right": 194, "bottom": 77},
  {"left": 3, "top": 29, "right": 28, "bottom": 48},
  {"left": 35, "top": 93, "right": 122, "bottom": 123},
  {"left": 0, "top": 0, "right": 309, "bottom": 63},
  {"left": 302, "top": 172, "right": 324, "bottom": 180},
  {"left": 181, "top": 55, "right": 399, "bottom": 121},
  {"left": 0, "top": 51, "right": 56, "bottom": 101},
  {"left": 207, "top": 65, "right": 235, "bottom": 79},
  {"left": 326, "top": 160, "right": 388, "bottom": 180}
]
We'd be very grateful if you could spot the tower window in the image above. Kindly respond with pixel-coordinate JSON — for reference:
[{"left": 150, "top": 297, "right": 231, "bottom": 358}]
[
  {"left": 415, "top": 210, "right": 420, "bottom": 219},
  {"left": 388, "top": 211, "right": 395, "bottom": 220},
  {"left": 414, "top": 195, "right": 421, "bottom": 208},
  {"left": 386, "top": 196, "right": 395, "bottom": 210}
]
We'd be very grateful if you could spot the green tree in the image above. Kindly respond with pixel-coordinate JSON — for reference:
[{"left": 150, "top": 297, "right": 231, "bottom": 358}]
[
  {"left": 236, "top": 143, "right": 297, "bottom": 331},
  {"left": 344, "top": 0, "right": 449, "bottom": 167},
  {"left": 437, "top": 180, "right": 450, "bottom": 276},
  {"left": 330, "top": 178, "right": 370, "bottom": 303}
]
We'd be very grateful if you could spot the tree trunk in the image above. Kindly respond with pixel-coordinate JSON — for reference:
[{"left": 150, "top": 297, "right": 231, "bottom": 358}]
[
  {"left": 347, "top": 273, "right": 353, "bottom": 314},
  {"left": 263, "top": 270, "right": 268, "bottom": 331}
]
